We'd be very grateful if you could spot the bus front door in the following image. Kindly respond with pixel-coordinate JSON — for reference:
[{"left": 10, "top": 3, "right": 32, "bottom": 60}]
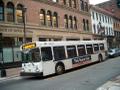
[{"left": 43, "top": 60, "right": 55, "bottom": 76}]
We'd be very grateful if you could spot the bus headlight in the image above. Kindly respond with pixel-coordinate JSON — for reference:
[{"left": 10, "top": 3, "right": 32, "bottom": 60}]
[{"left": 35, "top": 66, "right": 40, "bottom": 72}]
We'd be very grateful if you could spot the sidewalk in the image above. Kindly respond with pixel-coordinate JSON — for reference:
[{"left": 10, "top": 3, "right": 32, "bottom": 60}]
[
  {"left": 0, "top": 67, "right": 21, "bottom": 81},
  {"left": 97, "top": 75, "right": 120, "bottom": 90}
]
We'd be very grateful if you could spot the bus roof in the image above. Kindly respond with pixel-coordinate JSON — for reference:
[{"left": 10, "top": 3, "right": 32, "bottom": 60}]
[
  {"left": 20, "top": 40, "right": 107, "bottom": 51},
  {"left": 35, "top": 40, "right": 106, "bottom": 47}
]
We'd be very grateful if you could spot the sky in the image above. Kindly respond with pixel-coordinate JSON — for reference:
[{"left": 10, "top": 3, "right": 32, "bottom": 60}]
[{"left": 89, "top": 0, "right": 110, "bottom": 5}]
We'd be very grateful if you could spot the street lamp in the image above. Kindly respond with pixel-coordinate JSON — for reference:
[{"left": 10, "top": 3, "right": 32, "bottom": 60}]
[{"left": 22, "top": 6, "right": 27, "bottom": 43}]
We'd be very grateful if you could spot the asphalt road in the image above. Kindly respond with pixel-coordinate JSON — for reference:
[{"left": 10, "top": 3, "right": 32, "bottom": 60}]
[{"left": 0, "top": 57, "right": 120, "bottom": 90}]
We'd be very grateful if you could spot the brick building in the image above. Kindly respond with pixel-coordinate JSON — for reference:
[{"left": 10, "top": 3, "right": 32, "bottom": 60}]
[{"left": 0, "top": 0, "right": 93, "bottom": 67}]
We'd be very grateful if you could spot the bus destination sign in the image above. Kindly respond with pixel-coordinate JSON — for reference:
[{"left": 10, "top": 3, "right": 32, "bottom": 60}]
[{"left": 22, "top": 43, "right": 36, "bottom": 50}]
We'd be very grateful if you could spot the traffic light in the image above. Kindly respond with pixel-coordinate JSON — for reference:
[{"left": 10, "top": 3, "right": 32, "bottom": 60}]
[
  {"left": 117, "top": 0, "right": 120, "bottom": 8},
  {"left": 0, "top": 33, "right": 3, "bottom": 52}
]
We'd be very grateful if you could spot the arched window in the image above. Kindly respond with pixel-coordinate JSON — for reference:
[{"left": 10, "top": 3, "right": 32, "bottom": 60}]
[
  {"left": 64, "top": 15, "right": 68, "bottom": 28},
  {"left": 72, "top": 0, "right": 76, "bottom": 8},
  {"left": 47, "top": 11, "right": 52, "bottom": 27},
  {"left": 7, "top": 2, "right": 14, "bottom": 22},
  {"left": 53, "top": 12, "right": 58, "bottom": 27},
  {"left": 69, "top": 16, "right": 73, "bottom": 29},
  {"left": 40, "top": 9, "right": 46, "bottom": 26},
  {"left": 85, "top": 2, "right": 88, "bottom": 11},
  {"left": 83, "top": 19, "right": 86, "bottom": 31},
  {"left": 69, "top": 0, "right": 72, "bottom": 7},
  {"left": 73, "top": 17, "right": 77, "bottom": 29},
  {"left": 63, "top": 0, "right": 66, "bottom": 5},
  {"left": 0, "top": 1, "right": 4, "bottom": 21},
  {"left": 86, "top": 20, "right": 89, "bottom": 31},
  {"left": 16, "top": 4, "right": 23, "bottom": 23},
  {"left": 80, "top": 0, "right": 84, "bottom": 11}
]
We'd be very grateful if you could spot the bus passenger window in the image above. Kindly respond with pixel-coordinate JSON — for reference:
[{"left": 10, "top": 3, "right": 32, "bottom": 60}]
[
  {"left": 67, "top": 46, "right": 77, "bottom": 58},
  {"left": 77, "top": 45, "right": 86, "bottom": 56},
  {"left": 53, "top": 46, "right": 66, "bottom": 60},
  {"left": 41, "top": 47, "right": 52, "bottom": 61},
  {"left": 93, "top": 44, "right": 99, "bottom": 52},
  {"left": 99, "top": 43, "right": 104, "bottom": 50},
  {"left": 86, "top": 45, "right": 93, "bottom": 54}
]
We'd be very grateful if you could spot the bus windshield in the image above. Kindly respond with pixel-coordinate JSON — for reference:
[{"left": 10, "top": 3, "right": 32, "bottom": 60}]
[{"left": 22, "top": 48, "right": 41, "bottom": 62}]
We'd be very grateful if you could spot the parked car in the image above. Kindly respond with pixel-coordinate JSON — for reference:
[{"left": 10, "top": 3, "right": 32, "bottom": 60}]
[{"left": 108, "top": 48, "right": 120, "bottom": 58}]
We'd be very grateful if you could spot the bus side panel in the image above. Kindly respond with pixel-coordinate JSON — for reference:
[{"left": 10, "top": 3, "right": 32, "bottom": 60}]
[
  {"left": 43, "top": 61, "right": 55, "bottom": 76},
  {"left": 61, "top": 59, "right": 73, "bottom": 70},
  {"left": 91, "top": 54, "right": 99, "bottom": 62}
]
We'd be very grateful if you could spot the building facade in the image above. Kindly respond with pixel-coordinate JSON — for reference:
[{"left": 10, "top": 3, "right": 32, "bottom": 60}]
[
  {"left": 0, "top": 0, "right": 93, "bottom": 67},
  {"left": 90, "top": 5, "right": 114, "bottom": 48},
  {"left": 97, "top": 0, "right": 120, "bottom": 48}
]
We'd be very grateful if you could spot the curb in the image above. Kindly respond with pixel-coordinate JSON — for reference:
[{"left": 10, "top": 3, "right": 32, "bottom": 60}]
[{"left": 0, "top": 75, "right": 20, "bottom": 82}]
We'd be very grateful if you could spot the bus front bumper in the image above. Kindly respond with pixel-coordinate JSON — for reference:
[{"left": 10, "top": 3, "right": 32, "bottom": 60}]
[{"left": 20, "top": 72, "right": 43, "bottom": 76}]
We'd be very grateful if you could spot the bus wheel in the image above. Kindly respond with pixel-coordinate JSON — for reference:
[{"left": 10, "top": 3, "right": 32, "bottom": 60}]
[
  {"left": 98, "top": 54, "right": 103, "bottom": 62},
  {"left": 55, "top": 64, "right": 65, "bottom": 75}
]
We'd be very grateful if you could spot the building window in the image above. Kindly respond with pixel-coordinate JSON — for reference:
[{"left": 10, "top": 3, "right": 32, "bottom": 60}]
[
  {"left": 69, "top": 0, "right": 72, "bottom": 7},
  {"left": 72, "top": 0, "right": 76, "bottom": 8},
  {"left": 92, "top": 12, "right": 95, "bottom": 20},
  {"left": 0, "top": 1, "right": 4, "bottom": 21},
  {"left": 83, "top": 19, "right": 86, "bottom": 31},
  {"left": 86, "top": 20, "right": 89, "bottom": 31},
  {"left": 84, "top": 2, "right": 88, "bottom": 11},
  {"left": 7, "top": 2, "right": 14, "bottom": 22},
  {"left": 64, "top": 15, "right": 68, "bottom": 28},
  {"left": 40, "top": 9, "right": 46, "bottom": 26},
  {"left": 69, "top": 16, "right": 73, "bottom": 29},
  {"left": 53, "top": 12, "right": 58, "bottom": 27},
  {"left": 102, "top": 15, "right": 104, "bottom": 22},
  {"left": 73, "top": 17, "right": 77, "bottom": 29},
  {"left": 80, "top": 0, "right": 84, "bottom": 11},
  {"left": 96, "top": 13, "right": 98, "bottom": 20},
  {"left": 93, "top": 24, "right": 96, "bottom": 34},
  {"left": 63, "top": 0, "right": 66, "bottom": 5},
  {"left": 16, "top": 4, "right": 23, "bottom": 23},
  {"left": 47, "top": 10, "right": 52, "bottom": 27},
  {"left": 99, "top": 14, "right": 101, "bottom": 21}
]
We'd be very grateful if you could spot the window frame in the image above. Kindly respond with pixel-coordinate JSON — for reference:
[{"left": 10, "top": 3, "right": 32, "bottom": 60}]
[
  {"left": 0, "top": 1, "right": 4, "bottom": 21},
  {"left": 6, "top": 2, "right": 15, "bottom": 22},
  {"left": 99, "top": 43, "right": 105, "bottom": 50},
  {"left": 93, "top": 44, "right": 99, "bottom": 52},
  {"left": 67, "top": 45, "right": 77, "bottom": 58},
  {"left": 86, "top": 44, "right": 94, "bottom": 54},
  {"left": 77, "top": 45, "right": 86, "bottom": 56},
  {"left": 53, "top": 46, "right": 66, "bottom": 61},
  {"left": 41, "top": 47, "right": 53, "bottom": 61}
]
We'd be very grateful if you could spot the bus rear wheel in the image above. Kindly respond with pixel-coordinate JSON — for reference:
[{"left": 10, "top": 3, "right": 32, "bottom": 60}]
[{"left": 55, "top": 64, "right": 65, "bottom": 75}]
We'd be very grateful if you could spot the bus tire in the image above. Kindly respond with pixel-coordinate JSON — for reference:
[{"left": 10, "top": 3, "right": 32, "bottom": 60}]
[
  {"left": 55, "top": 63, "right": 65, "bottom": 75},
  {"left": 98, "top": 54, "right": 103, "bottom": 62}
]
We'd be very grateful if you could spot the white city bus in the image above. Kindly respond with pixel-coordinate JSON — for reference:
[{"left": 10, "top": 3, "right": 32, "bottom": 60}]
[{"left": 20, "top": 40, "right": 107, "bottom": 76}]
